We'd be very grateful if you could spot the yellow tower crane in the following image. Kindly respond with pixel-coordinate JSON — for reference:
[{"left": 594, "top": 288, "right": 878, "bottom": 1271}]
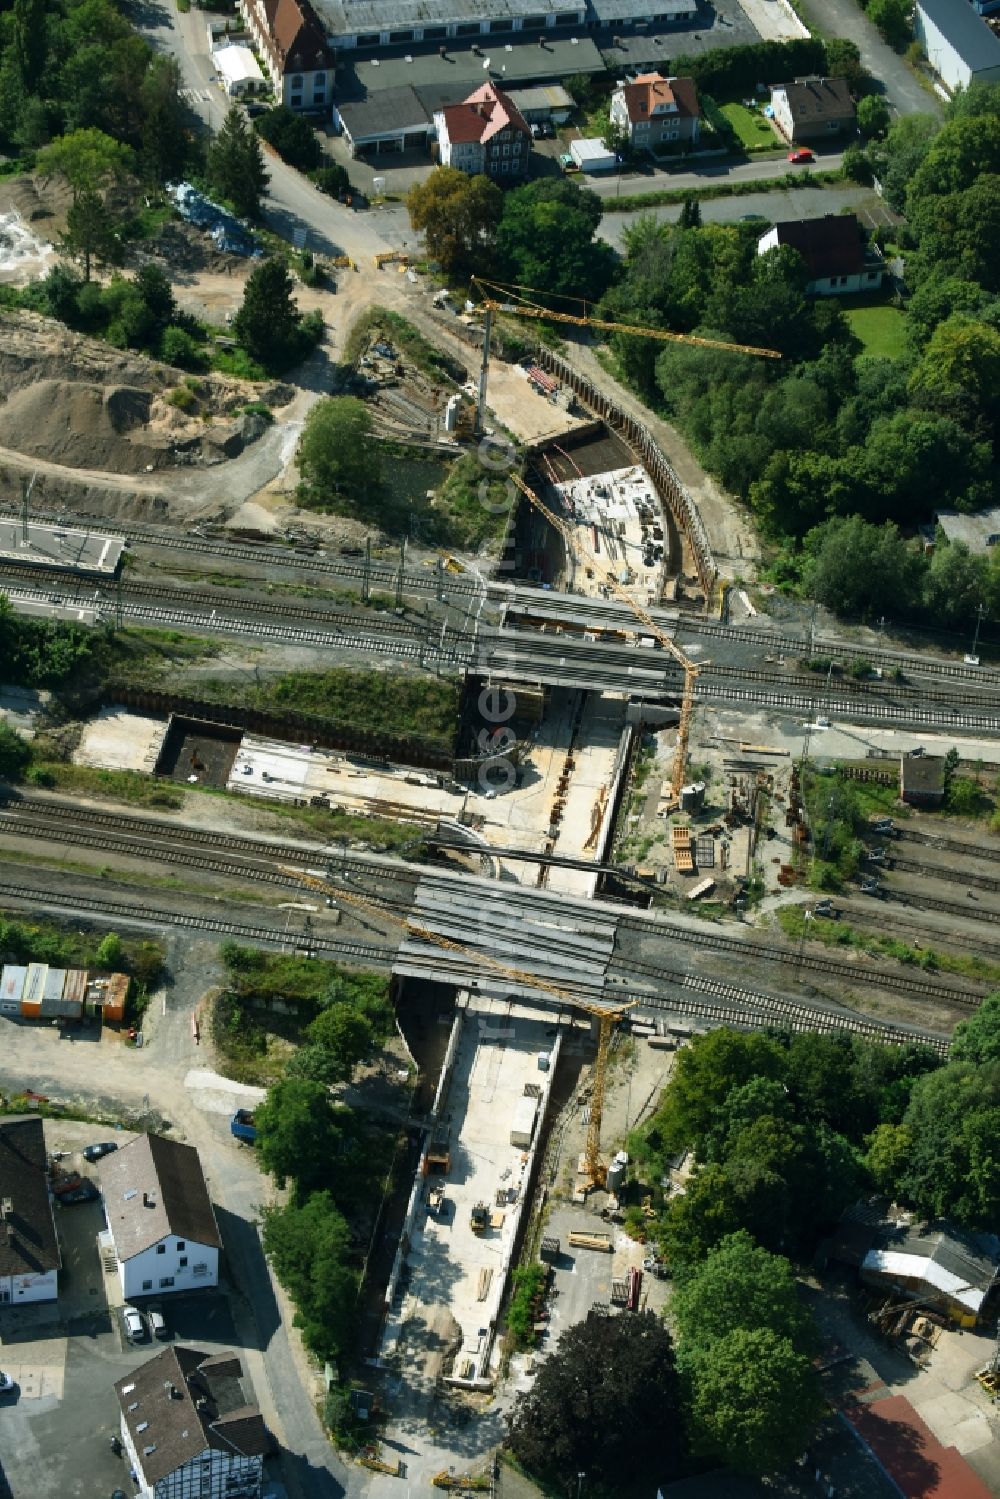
[
  {"left": 509, "top": 472, "right": 699, "bottom": 806},
  {"left": 278, "top": 863, "right": 634, "bottom": 1189},
  {"left": 469, "top": 276, "right": 782, "bottom": 432}
]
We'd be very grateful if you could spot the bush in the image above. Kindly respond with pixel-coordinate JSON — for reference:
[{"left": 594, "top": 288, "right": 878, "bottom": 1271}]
[
  {"left": 255, "top": 105, "right": 322, "bottom": 169},
  {"left": 312, "top": 163, "right": 351, "bottom": 198},
  {"left": 160, "top": 325, "right": 206, "bottom": 369},
  {"left": 167, "top": 385, "right": 197, "bottom": 411}
]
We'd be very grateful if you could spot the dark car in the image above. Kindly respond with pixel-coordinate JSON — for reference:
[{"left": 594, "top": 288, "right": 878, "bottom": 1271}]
[
  {"left": 83, "top": 1142, "right": 118, "bottom": 1162},
  {"left": 58, "top": 1182, "right": 99, "bottom": 1205}
]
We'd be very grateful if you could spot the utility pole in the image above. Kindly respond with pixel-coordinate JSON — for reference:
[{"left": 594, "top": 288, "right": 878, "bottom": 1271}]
[
  {"left": 475, "top": 303, "right": 492, "bottom": 437},
  {"left": 363, "top": 535, "right": 372, "bottom": 604},
  {"left": 19, "top": 472, "right": 36, "bottom": 547},
  {"left": 969, "top": 603, "right": 987, "bottom": 664},
  {"left": 115, "top": 568, "right": 124, "bottom": 633},
  {"left": 395, "top": 537, "right": 406, "bottom": 610}
]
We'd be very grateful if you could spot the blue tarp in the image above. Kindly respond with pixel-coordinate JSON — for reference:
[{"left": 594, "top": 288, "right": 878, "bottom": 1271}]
[{"left": 168, "top": 182, "right": 262, "bottom": 258}]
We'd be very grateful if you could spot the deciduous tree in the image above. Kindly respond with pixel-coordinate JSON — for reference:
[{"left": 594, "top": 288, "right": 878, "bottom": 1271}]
[
  {"left": 254, "top": 1077, "right": 345, "bottom": 1195},
  {"left": 406, "top": 167, "right": 502, "bottom": 275},
  {"left": 496, "top": 178, "right": 616, "bottom": 303},
  {"left": 672, "top": 1231, "right": 816, "bottom": 1357},
  {"left": 506, "top": 1311, "right": 685, "bottom": 1487},
  {"left": 255, "top": 105, "right": 322, "bottom": 169},
  {"left": 297, "top": 395, "right": 381, "bottom": 509},
  {"left": 37, "top": 126, "right": 133, "bottom": 200},
  {"left": 685, "top": 1327, "right": 824, "bottom": 1475},
  {"left": 261, "top": 1192, "right": 357, "bottom": 1360}
]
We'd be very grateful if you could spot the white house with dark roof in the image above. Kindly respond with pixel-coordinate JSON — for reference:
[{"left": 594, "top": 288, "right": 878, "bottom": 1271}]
[
  {"left": 0, "top": 1116, "right": 60, "bottom": 1305},
  {"left": 915, "top": 0, "right": 1000, "bottom": 93},
  {"left": 115, "top": 1345, "right": 271, "bottom": 1499},
  {"left": 98, "top": 1134, "right": 222, "bottom": 1301}
]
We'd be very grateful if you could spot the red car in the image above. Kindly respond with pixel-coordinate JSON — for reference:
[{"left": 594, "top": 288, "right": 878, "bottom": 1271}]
[{"left": 787, "top": 148, "right": 814, "bottom": 164}]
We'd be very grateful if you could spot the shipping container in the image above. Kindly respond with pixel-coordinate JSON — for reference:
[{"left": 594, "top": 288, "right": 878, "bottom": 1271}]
[{"left": 510, "top": 1094, "right": 539, "bottom": 1149}]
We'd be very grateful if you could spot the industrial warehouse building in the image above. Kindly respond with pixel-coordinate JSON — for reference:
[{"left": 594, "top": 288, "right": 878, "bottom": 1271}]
[
  {"left": 914, "top": 0, "right": 1000, "bottom": 94},
  {"left": 311, "top": 0, "right": 697, "bottom": 53}
]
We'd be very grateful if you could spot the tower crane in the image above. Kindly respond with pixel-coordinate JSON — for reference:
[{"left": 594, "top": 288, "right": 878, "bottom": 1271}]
[
  {"left": 277, "top": 862, "right": 634, "bottom": 1189},
  {"left": 509, "top": 472, "right": 699, "bottom": 806},
  {"left": 469, "top": 276, "right": 782, "bottom": 433}
]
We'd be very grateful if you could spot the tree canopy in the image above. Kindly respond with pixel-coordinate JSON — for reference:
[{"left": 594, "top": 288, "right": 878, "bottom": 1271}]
[
  {"left": 233, "top": 257, "right": 317, "bottom": 372},
  {"left": 506, "top": 1311, "right": 686, "bottom": 1488},
  {"left": 206, "top": 105, "right": 268, "bottom": 219},
  {"left": 297, "top": 395, "right": 382, "bottom": 512},
  {"left": 253, "top": 1077, "right": 346, "bottom": 1197},
  {"left": 496, "top": 178, "right": 617, "bottom": 304},
  {"left": 406, "top": 167, "right": 503, "bottom": 275},
  {"left": 254, "top": 104, "right": 321, "bottom": 169}
]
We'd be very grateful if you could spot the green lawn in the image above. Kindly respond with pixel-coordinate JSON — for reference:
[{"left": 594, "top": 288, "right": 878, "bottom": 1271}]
[
  {"left": 842, "top": 297, "right": 909, "bottom": 359},
  {"left": 717, "top": 102, "right": 780, "bottom": 152}
]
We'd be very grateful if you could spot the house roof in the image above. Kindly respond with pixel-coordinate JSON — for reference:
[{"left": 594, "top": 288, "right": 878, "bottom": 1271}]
[
  {"left": 773, "top": 75, "right": 855, "bottom": 122},
  {"left": 935, "top": 505, "right": 1000, "bottom": 553},
  {"left": 114, "top": 1346, "right": 269, "bottom": 1488},
  {"left": 764, "top": 214, "right": 865, "bottom": 280},
  {"left": 214, "top": 44, "right": 265, "bottom": 86},
  {"left": 917, "top": 0, "right": 1000, "bottom": 73},
  {"left": 843, "top": 1394, "right": 995, "bottom": 1499},
  {"left": 252, "top": 0, "right": 334, "bottom": 74},
  {"left": 615, "top": 73, "right": 699, "bottom": 125},
  {"left": 99, "top": 1133, "right": 222, "bottom": 1261},
  {"left": 338, "top": 85, "right": 431, "bottom": 140},
  {"left": 0, "top": 1116, "right": 60, "bottom": 1279},
  {"left": 337, "top": 34, "right": 605, "bottom": 103},
  {"left": 438, "top": 81, "right": 529, "bottom": 145},
  {"left": 862, "top": 1221, "right": 1000, "bottom": 1315}
]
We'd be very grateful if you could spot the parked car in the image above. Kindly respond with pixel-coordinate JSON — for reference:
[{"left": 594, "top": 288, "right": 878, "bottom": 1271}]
[
  {"left": 787, "top": 148, "right": 814, "bottom": 164},
  {"left": 0, "top": 1371, "right": 14, "bottom": 1393},
  {"left": 123, "top": 1307, "right": 147, "bottom": 1343},
  {"left": 83, "top": 1141, "right": 118, "bottom": 1162},
  {"left": 148, "top": 1308, "right": 168, "bottom": 1340},
  {"left": 59, "top": 1182, "right": 99, "bottom": 1205},
  {"left": 51, "top": 1173, "right": 85, "bottom": 1197}
]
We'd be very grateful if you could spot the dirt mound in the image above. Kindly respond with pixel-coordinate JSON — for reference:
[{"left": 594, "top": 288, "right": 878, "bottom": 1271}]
[
  {"left": 0, "top": 174, "right": 75, "bottom": 235},
  {"left": 0, "top": 310, "right": 173, "bottom": 399},
  {"left": 0, "top": 380, "right": 173, "bottom": 473}
]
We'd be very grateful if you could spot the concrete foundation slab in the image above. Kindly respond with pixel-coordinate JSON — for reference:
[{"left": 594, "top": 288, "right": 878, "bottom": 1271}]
[
  {"left": 72, "top": 706, "right": 168, "bottom": 774},
  {"left": 0, "top": 519, "right": 124, "bottom": 576}
]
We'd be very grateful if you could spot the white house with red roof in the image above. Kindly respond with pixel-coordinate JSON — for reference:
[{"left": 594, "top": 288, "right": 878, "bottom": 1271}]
[
  {"left": 609, "top": 72, "right": 700, "bottom": 149},
  {"left": 434, "top": 81, "right": 531, "bottom": 182}
]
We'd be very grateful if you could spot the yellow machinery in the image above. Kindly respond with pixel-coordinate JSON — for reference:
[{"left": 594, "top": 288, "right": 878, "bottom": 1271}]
[
  {"left": 432, "top": 1469, "right": 492, "bottom": 1491},
  {"left": 374, "top": 250, "right": 411, "bottom": 270},
  {"left": 279, "top": 864, "right": 633, "bottom": 1189},
  {"left": 469, "top": 275, "right": 782, "bottom": 433},
  {"left": 510, "top": 473, "right": 699, "bottom": 805}
]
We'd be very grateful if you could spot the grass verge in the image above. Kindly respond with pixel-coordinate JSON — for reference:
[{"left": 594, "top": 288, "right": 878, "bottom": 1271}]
[
  {"left": 343, "top": 306, "right": 464, "bottom": 382},
  {"left": 776, "top": 905, "right": 1000, "bottom": 983},
  {"left": 614, "top": 168, "right": 843, "bottom": 212},
  {"left": 841, "top": 296, "right": 909, "bottom": 359}
]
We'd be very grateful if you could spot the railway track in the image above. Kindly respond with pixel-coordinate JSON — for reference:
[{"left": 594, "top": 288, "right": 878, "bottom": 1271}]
[
  {"left": 0, "top": 505, "right": 484, "bottom": 599},
  {"left": 896, "top": 827, "right": 1000, "bottom": 863},
  {"left": 613, "top": 910, "right": 987, "bottom": 1006},
  {"left": 701, "top": 681, "right": 1000, "bottom": 733},
  {"left": 701, "top": 660, "right": 1000, "bottom": 712},
  {"left": 0, "top": 878, "right": 393, "bottom": 965},
  {"left": 621, "top": 972, "right": 951, "bottom": 1057},
  {"left": 686, "top": 616, "right": 1000, "bottom": 687},
  {"left": 889, "top": 856, "right": 1000, "bottom": 895},
  {"left": 882, "top": 884, "right": 1000, "bottom": 924},
  {"left": 0, "top": 582, "right": 469, "bottom": 664}
]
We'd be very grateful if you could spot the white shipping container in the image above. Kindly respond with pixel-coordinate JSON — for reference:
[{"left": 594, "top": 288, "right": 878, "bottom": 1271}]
[{"left": 510, "top": 1094, "right": 539, "bottom": 1148}]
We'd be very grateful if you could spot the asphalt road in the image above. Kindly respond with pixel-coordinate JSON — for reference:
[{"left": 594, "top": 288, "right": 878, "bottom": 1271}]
[
  {"left": 596, "top": 181, "right": 890, "bottom": 249},
  {"left": 794, "top": 0, "right": 943, "bottom": 119},
  {"left": 586, "top": 146, "right": 845, "bottom": 201}
]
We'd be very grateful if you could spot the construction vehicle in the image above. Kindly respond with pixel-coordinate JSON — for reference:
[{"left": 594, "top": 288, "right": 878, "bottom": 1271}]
[
  {"left": 470, "top": 1202, "right": 490, "bottom": 1234},
  {"left": 432, "top": 1468, "right": 492, "bottom": 1490},
  {"left": 469, "top": 276, "right": 782, "bottom": 435},
  {"left": 510, "top": 473, "right": 701, "bottom": 806},
  {"left": 279, "top": 863, "right": 634, "bottom": 1191}
]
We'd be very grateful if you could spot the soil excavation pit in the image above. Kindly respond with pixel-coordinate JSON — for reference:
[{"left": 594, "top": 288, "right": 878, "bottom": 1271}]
[{"left": 155, "top": 715, "right": 242, "bottom": 789}]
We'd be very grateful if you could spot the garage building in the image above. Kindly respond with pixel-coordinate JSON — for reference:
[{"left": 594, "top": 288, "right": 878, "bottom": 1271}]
[{"left": 914, "top": 0, "right": 1000, "bottom": 93}]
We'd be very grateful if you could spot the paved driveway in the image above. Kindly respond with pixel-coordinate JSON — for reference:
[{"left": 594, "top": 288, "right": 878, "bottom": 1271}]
[{"left": 794, "top": 0, "right": 942, "bottom": 119}]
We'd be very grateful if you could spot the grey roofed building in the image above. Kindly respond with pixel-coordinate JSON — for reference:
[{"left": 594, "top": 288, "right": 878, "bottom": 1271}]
[
  {"left": 114, "top": 1345, "right": 271, "bottom": 1495},
  {"left": 505, "top": 83, "right": 573, "bottom": 120},
  {"left": 935, "top": 505, "right": 1000, "bottom": 553},
  {"left": 336, "top": 85, "right": 433, "bottom": 153},
  {"left": 861, "top": 1219, "right": 1000, "bottom": 1325},
  {"left": 0, "top": 1116, "right": 61, "bottom": 1294},
  {"left": 99, "top": 1132, "right": 222, "bottom": 1261},
  {"left": 915, "top": 0, "right": 1000, "bottom": 92},
  {"left": 338, "top": 32, "right": 605, "bottom": 104}
]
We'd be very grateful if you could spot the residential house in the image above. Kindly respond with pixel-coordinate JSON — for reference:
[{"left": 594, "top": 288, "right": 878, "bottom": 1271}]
[
  {"left": 861, "top": 1219, "right": 1000, "bottom": 1328},
  {"left": 99, "top": 1133, "right": 222, "bottom": 1301},
  {"left": 0, "top": 1116, "right": 60, "bottom": 1305},
  {"left": 934, "top": 505, "right": 1000, "bottom": 554},
  {"left": 609, "top": 73, "right": 700, "bottom": 150},
  {"left": 115, "top": 1345, "right": 271, "bottom": 1499},
  {"left": 756, "top": 214, "right": 883, "bottom": 296},
  {"left": 434, "top": 81, "right": 531, "bottom": 182},
  {"left": 238, "top": 0, "right": 335, "bottom": 111},
  {"left": 769, "top": 76, "right": 855, "bottom": 145},
  {"left": 914, "top": 0, "right": 1000, "bottom": 93},
  {"left": 898, "top": 754, "right": 946, "bottom": 809}
]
